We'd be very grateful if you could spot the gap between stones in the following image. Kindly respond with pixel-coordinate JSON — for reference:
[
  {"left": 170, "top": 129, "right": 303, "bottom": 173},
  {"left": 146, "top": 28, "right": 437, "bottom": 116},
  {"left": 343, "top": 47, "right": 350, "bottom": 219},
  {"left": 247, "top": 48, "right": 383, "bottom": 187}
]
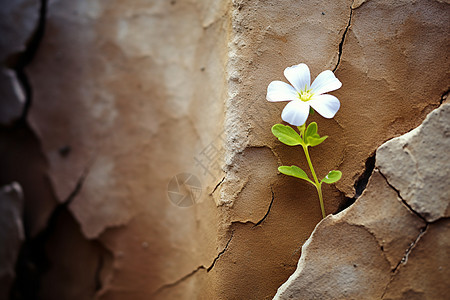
[
  {"left": 336, "top": 152, "right": 376, "bottom": 213},
  {"left": 440, "top": 88, "right": 449, "bottom": 105},
  {"left": 5, "top": 0, "right": 48, "bottom": 123},
  {"left": 11, "top": 168, "right": 92, "bottom": 299}
]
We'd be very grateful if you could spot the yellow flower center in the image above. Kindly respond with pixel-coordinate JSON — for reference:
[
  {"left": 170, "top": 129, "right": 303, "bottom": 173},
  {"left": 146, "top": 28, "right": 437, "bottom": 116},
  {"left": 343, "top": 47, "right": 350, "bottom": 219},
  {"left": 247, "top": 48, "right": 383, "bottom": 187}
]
[{"left": 298, "top": 88, "right": 313, "bottom": 102}]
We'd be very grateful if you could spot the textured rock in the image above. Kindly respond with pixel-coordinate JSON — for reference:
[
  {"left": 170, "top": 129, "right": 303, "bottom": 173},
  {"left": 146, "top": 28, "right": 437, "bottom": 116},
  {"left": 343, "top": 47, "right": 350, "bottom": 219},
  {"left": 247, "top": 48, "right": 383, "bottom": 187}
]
[
  {"left": 0, "top": 126, "right": 57, "bottom": 237},
  {"left": 0, "top": 68, "right": 26, "bottom": 126},
  {"left": 0, "top": 183, "right": 24, "bottom": 300},
  {"left": 17, "top": 0, "right": 450, "bottom": 299},
  {"left": 0, "top": 0, "right": 40, "bottom": 62},
  {"left": 28, "top": 0, "right": 227, "bottom": 298},
  {"left": 332, "top": 0, "right": 449, "bottom": 196},
  {"left": 335, "top": 171, "right": 426, "bottom": 269},
  {"left": 39, "top": 209, "right": 112, "bottom": 300},
  {"left": 377, "top": 103, "right": 450, "bottom": 222},
  {"left": 275, "top": 103, "right": 449, "bottom": 299},
  {"left": 0, "top": 0, "right": 40, "bottom": 125},
  {"left": 382, "top": 219, "right": 450, "bottom": 300},
  {"left": 273, "top": 171, "right": 424, "bottom": 299}
]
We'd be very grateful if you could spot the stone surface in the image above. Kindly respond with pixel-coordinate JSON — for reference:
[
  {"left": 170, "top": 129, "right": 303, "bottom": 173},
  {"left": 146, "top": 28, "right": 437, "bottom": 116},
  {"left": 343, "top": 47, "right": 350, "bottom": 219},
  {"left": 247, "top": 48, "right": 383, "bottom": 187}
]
[
  {"left": 332, "top": 0, "right": 450, "bottom": 197},
  {"left": 0, "top": 126, "right": 57, "bottom": 237},
  {"left": 0, "top": 0, "right": 40, "bottom": 126},
  {"left": 39, "top": 209, "right": 112, "bottom": 300},
  {"left": 273, "top": 171, "right": 425, "bottom": 299},
  {"left": 382, "top": 219, "right": 450, "bottom": 300},
  {"left": 0, "top": 0, "right": 40, "bottom": 63},
  {"left": 335, "top": 171, "right": 426, "bottom": 269},
  {"left": 0, "top": 183, "right": 24, "bottom": 300},
  {"left": 28, "top": 0, "right": 227, "bottom": 298},
  {"left": 0, "top": 68, "right": 26, "bottom": 126},
  {"left": 377, "top": 103, "right": 450, "bottom": 222},
  {"left": 275, "top": 103, "right": 450, "bottom": 299},
  {"left": 6, "top": 0, "right": 448, "bottom": 299}
]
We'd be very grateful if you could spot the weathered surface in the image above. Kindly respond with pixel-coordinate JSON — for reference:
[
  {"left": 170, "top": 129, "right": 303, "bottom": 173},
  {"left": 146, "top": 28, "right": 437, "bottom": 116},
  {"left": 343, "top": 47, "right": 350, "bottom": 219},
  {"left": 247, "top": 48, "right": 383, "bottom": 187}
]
[
  {"left": 0, "top": 126, "right": 57, "bottom": 237},
  {"left": 0, "top": 0, "right": 40, "bottom": 126},
  {"left": 377, "top": 103, "right": 450, "bottom": 222},
  {"left": 218, "top": 0, "right": 449, "bottom": 297},
  {"left": 39, "top": 209, "right": 112, "bottom": 300},
  {"left": 333, "top": 0, "right": 450, "bottom": 196},
  {"left": 10, "top": 0, "right": 449, "bottom": 299},
  {"left": 0, "top": 68, "right": 25, "bottom": 126},
  {"left": 0, "top": 183, "right": 24, "bottom": 300},
  {"left": 28, "top": 0, "right": 227, "bottom": 298},
  {"left": 382, "top": 219, "right": 450, "bottom": 300},
  {"left": 0, "top": 0, "right": 40, "bottom": 62},
  {"left": 273, "top": 171, "right": 425, "bottom": 299},
  {"left": 275, "top": 103, "right": 450, "bottom": 299}
]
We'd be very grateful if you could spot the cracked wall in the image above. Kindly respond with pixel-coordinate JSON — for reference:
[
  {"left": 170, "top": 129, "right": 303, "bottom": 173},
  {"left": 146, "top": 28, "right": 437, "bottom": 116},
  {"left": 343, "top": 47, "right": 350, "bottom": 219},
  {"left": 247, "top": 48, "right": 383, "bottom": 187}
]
[
  {"left": 0, "top": 0, "right": 449, "bottom": 299},
  {"left": 274, "top": 103, "right": 450, "bottom": 299}
]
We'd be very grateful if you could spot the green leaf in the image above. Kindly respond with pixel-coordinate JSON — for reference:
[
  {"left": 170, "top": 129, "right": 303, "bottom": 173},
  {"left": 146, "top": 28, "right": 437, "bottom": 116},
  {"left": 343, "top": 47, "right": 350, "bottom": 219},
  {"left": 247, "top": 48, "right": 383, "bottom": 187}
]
[
  {"left": 305, "top": 122, "right": 318, "bottom": 142},
  {"left": 271, "top": 124, "right": 303, "bottom": 146},
  {"left": 321, "top": 170, "right": 342, "bottom": 184},
  {"left": 309, "top": 106, "right": 315, "bottom": 115},
  {"left": 307, "top": 135, "right": 328, "bottom": 147},
  {"left": 278, "top": 165, "right": 314, "bottom": 184},
  {"left": 303, "top": 122, "right": 328, "bottom": 147}
]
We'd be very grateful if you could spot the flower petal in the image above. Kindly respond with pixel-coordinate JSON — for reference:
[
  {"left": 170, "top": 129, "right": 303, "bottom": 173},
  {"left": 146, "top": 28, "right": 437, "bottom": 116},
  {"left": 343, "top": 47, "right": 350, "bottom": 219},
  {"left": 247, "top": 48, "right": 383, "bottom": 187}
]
[
  {"left": 309, "top": 94, "right": 340, "bottom": 118},
  {"left": 284, "top": 63, "right": 311, "bottom": 92},
  {"left": 266, "top": 81, "right": 298, "bottom": 102},
  {"left": 281, "top": 100, "right": 310, "bottom": 126},
  {"left": 310, "top": 70, "right": 342, "bottom": 95}
]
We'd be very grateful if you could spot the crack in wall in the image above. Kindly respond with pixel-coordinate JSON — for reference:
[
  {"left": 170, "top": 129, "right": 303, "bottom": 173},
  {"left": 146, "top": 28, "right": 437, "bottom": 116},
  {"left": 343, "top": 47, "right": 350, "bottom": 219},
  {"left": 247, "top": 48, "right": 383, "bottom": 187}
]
[
  {"left": 5, "top": 0, "right": 47, "bottom": 123},
  {"left": 210, "top": 176, "right": 225, "bottom": 195},
  {"left": 152, "top": 232, "right": 234, "bottom": 296},
  {"left": 65, "top": 165, "right": 90, "bottom": 205},
  {"left": 206, "top": 232, "right": 234, "bottom": 272},
  {"left": 381, "top": 224, "right": 429, "bottom": 299},
  {"left": 336, "top": 153, "right": 376, "bottom": 213},
  {"left": 378, "top": 169, "right": 427, "bottom": 223},
  {"left": 332, "top": 0, "right": 354, "bottom": 73},
  {"left": 94, "top": 248, "right": 105, "bottom": 292},
  {"left": 153, "top": 266, "right": 205, "bottom": 297},
  {"left": 252, "top": 187, "right": 274, "bottom": 227},
  {"left": 440, "top": 88, "right": 449, "bottom": 105},
  {"left": 392, "top": 224, "right": 428, "bottom": 273},
  {"left": 10, "top": 168, "right": 89, "bottom": 299}
]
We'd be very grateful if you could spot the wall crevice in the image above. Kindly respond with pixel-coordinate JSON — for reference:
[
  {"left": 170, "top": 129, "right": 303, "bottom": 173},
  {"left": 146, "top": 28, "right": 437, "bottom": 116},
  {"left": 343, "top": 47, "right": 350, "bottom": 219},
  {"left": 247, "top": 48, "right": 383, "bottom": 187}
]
[
  {"left": 336, "top": 152, "right": 376, "bottom": 214},
  {"left": 332, "top": 0, "right": 354, "bottom": 73},
  {"left": 252, "top": 187, "right": 274, "bottom": 227}
]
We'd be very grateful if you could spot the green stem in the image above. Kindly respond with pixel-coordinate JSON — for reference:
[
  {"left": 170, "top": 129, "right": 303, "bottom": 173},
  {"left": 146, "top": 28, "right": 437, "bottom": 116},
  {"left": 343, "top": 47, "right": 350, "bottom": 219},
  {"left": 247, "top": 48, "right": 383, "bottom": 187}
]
[
  {"left": 302, "top": 145, "right": 326, "bottom": 219},
  {"left": 316, "top": 184, "right": 325, "bottom": 219}
]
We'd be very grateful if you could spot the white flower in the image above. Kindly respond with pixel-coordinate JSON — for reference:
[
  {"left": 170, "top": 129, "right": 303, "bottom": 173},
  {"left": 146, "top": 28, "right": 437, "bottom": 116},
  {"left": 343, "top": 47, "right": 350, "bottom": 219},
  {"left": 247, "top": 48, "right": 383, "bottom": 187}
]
[{"left": 266, "top": 63, "right": 342, "bottom": 126}]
